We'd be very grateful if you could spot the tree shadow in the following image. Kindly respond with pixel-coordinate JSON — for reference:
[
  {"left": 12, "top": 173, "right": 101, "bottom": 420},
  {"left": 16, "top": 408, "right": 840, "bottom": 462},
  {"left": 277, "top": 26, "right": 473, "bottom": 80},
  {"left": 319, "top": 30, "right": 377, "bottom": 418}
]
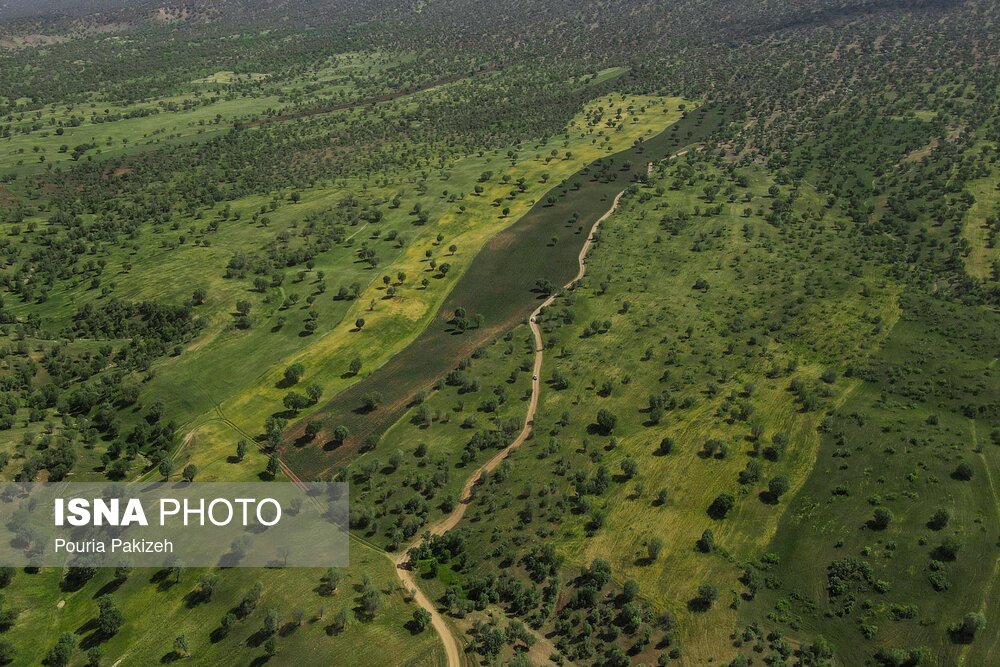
[
  {"left": 246, "top": 629, "right": 270, "bottom": 648},
  {"left": 687, "top": 597, "right": 712, "bottom": 613},
  {"left": 79, "top": 628, "right": 110, "bottom": 651},
  {"left": 758, "top": 491, "right": 779, "bottom": 505},
  {"left": 706, "top": 505, "right": 730, "bottom": 521},
  {"left": 92, "top": 577, "right": 125, "bottom": 598},
  {"left": 149, "top": 568, "right": 178, "bottom": 592},
  {"left": 403, "top": 619, "right": 426, "bottom": 635},
  {"left": 209, "top": 626, "right": 231, "bottom": 644},
  {"left": 60, "top": 572, "right": 95, "bottom": 592},
  {"left": 184, "top": 589, "right": 211, "bottom": 609},
  {"left": 75, "top": 618, "right": 99, "bottom": 636},
  {"left": 948, "top": 628, "right": 977, "bottom": 645},
  {"left": 931, "top": 545, "right": 959, "bottom": 562}
]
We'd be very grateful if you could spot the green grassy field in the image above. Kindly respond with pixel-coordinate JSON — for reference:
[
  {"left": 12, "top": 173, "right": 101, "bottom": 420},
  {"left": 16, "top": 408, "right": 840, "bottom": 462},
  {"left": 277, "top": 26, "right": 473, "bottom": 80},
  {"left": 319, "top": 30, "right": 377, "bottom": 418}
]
[
  {"left": 0, "top": 93, "right": 277, "bottom": 177},
  {"left": 1, "top": 3, "right": 999, "bottom": 665},
  {"left": 277, "top": 101, "right": 716, "bottom": 480},
  {"left": 172, "top": 95, "right": 692, "bottom": 480},
  {"left": 0, "top": 54, "right": 670, "bottom": 667},
  {"left": 345, "top": 325, "right": 535, "bottom": 550},
  {"left": 0, "top": 51, "right": 714, "bottom": 667},
  {"left": 356, "top": 142, "right": 915, "bottom": 663},
  {"left": 0, "top": 539, "right": 444, "bottom": 666},
  {"left": 960, "top": 168, "right": 1000, "bottom": 281},
  {"left": 741, "top": 292, "right": 1000, "bottom": 665}
]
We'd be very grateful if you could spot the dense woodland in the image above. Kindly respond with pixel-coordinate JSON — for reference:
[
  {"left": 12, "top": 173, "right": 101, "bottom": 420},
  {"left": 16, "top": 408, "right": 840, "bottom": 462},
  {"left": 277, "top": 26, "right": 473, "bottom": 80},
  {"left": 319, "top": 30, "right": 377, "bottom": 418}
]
[{"left": 0, "top": 0, "right": 997, "bottom": 665}]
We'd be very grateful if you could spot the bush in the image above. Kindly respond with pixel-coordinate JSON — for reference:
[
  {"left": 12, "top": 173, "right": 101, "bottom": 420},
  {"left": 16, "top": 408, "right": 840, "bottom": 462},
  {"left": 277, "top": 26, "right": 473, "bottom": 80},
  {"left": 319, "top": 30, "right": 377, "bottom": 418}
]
[
  {"left": 708, "top": 493, "right": 735, "bottom": 519},
  {"left": 953, "top": 462, "right": 973, "bottom": 481}
]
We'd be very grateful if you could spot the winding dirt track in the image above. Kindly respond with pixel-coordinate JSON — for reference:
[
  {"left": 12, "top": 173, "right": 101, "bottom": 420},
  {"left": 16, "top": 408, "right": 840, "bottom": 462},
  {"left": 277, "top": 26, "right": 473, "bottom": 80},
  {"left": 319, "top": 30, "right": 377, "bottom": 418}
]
[
  {"left": 161, "top": 145, "right": 689, "bottom": 664},
  {"left": 391, "top": 185, "right": 628, "bottom": 667},
  {"left": 179, "top": 156, "right": 671, "bottom": 666}
]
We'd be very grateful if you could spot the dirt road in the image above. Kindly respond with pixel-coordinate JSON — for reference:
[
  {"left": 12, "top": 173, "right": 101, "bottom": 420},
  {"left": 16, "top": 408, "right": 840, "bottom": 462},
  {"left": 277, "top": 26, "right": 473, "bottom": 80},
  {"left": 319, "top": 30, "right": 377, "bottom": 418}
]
[
  {"left": 392, "top": 186, "right": 627, "bottom": 666},
  {"left": 177, "top": 150, "right": 683, "bottom": 667}
]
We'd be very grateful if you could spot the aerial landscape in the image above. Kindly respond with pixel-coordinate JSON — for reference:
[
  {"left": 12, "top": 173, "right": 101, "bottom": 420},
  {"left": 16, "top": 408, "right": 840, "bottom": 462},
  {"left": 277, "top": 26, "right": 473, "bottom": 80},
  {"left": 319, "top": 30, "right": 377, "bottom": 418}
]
[{"left": 0, "top": 0, "right": 997, "bottom": 665}]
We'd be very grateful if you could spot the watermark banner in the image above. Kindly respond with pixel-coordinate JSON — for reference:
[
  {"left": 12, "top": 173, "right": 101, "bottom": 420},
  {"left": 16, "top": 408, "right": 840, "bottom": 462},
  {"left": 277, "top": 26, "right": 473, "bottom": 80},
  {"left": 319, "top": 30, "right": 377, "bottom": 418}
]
[{"left": 0, "top": 482, "right": 348, "bottom": 568}]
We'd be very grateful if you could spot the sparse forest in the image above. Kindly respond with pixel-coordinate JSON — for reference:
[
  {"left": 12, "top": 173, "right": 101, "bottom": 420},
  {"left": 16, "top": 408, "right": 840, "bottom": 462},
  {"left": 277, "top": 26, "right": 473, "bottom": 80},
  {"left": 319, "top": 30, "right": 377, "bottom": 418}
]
[{"left": 0, "top": 0, "right": 997, "bottom": 665}]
